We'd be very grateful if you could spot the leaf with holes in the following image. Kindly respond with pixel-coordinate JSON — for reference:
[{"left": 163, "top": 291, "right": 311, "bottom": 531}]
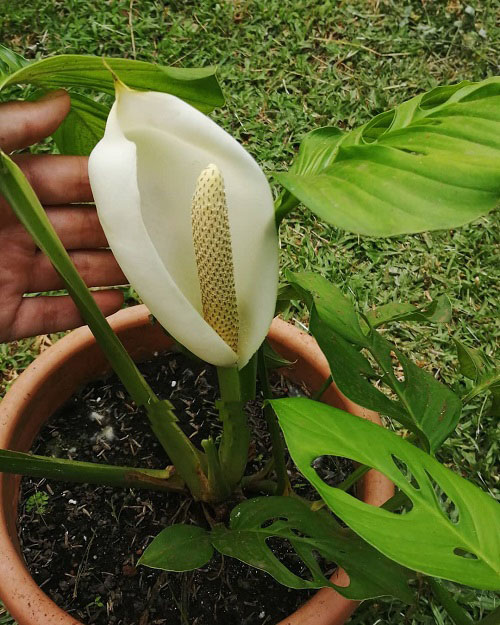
[
  {"left": 139, "top": 524, "right": 214, "bottom": 571},
  {"left": 210, "top": 496, "right": 413, "bottom": 601},
  {"left": 289, "top": 272, "right": 461, "bottom": 450},
  {"left": 271, "top": 397, "right": 500, "bottom": 590},
  {"left": 276, "top": 78, "right": 500, "bottom": 235},
  {"left": 52, "top": 93, "right": 109, "bottom": 156}
]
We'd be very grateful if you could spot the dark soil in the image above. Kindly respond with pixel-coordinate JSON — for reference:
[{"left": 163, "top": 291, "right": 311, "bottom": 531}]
[{"left": 18, "top": 351, "right": 353, "bottom": 625}]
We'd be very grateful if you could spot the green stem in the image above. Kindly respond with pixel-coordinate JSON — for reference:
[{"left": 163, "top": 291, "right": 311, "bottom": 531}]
[
  {"left": 308, "top": 464, "right": 371, "bottom": 511},
  {"left": 148, "top": 400, "right": 208, "bottom": 500},
  {"left": 274, "top": 190, "right": 299, "bottom": 227},
  {"left": 337, "top": 463, "right": 371, "bottom": 492},
  {"left": 381, "top": 490, "right": 412, "bottom": 512},
  {"left": 257, "top": 346, "right": 290, "bottom": 495},
  {"left": 0, "top": 153, "right": 155, "bottom": 409},
  {"left": 0, "top": 151, "right": 207, "bottom": 499},
  {"left": 241, "top": 458, "right": 274, "bottom": 487},
  {"left": 201, "top": 438, "right": 231, "bottom": 502},
  {"left": 243, "top": 478, "right": 277, "bottom": 495},
  {"left": 216, "top": 366, "right": 250, "bottom": 490},
  {"left": 428, "top": 578, "right": 473, "bottom": 625},
  {"left": 0, "top": 449, "right": 185, "bottom": 492},
  {"left": 312, "top": 374, "right": 333, "bottom": 401}
]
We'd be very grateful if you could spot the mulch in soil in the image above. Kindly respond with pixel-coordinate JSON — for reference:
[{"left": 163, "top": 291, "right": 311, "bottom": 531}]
[{"left": 18, "top": 351, "right": 353, "bottom": 625}]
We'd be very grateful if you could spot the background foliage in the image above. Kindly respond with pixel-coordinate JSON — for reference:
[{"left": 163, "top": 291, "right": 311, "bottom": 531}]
[{"left": 0, "top": 0, "right": 498, "bottom": 622}]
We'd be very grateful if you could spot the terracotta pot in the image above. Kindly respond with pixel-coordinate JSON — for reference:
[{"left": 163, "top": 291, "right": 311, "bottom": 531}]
[{"left": 0, "top": 305, "right": 393, "bottom": 625}]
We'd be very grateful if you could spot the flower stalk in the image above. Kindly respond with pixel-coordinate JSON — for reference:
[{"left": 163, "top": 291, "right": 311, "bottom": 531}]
[{"left": 216, "top": 366, "right": 251, "bottom": 490}]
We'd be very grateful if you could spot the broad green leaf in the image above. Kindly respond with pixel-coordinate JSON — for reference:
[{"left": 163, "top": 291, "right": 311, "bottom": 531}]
[
  {"left": 274, "top": 127, "right": 345, "bottom": 220},
  {"left": 288, "top": 272, "right": 461, "bottom": 450},
  {"left": 0, "top": 44, "right": 28, "bottom": 77},
  {"left": 271, "top": 398, "right": 500, "bottom": 590},
  {"left": 210, "top": 496, "right": 413, "bottom": 601},
  {"left": 52, "top": 93, "right": 109, "bottom": 156},
  {"left": 311, "top": 314, "right": 406, "bottom": 420},
  {"left": 0, "top": 54, "right": 224, "bottom": 113},
  {"left": 276, "top": 78, "right": 500, "bottom": 236},
  {"left": 366, "top": 295, "right": 452, "bottom": 327},
  {"left": 288, "top": 272, "right": 367, "bottom": 345},
  {"left": 287, "top": 126, "right": 345, "bottom": 176},
  {"left": 139, "top": 524, "right": 213, "bottom": 571}
]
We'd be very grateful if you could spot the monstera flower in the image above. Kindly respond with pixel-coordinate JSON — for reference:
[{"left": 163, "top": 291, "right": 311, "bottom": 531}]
[{"left": 88, "top": 84, "right": 279, "bottom": 368}]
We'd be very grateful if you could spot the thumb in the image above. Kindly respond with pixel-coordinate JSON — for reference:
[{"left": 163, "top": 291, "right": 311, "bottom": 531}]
[{"left": 0, "top": 89, "right": 70, "bottom": 153}]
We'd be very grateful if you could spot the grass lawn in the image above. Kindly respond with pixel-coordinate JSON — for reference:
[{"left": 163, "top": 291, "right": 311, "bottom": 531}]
[{"left": 0, "top": 0, "right": 499, "bottom": 623}]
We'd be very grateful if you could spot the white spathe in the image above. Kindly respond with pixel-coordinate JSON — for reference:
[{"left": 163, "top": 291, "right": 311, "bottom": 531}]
[{"left": 88, "top": 84, "right": 278, "bottom": 368}]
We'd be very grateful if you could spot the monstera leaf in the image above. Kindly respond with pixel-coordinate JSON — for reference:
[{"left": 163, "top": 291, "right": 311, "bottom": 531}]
[
  {"left": 271, "top": 398, "right": 500, "bottom": 590},
  {"left": 276, "top": 78, "right": 500, "bottom": 235},
  {"left": 140, "top": 496, "right": 413, "bottom": 602}
]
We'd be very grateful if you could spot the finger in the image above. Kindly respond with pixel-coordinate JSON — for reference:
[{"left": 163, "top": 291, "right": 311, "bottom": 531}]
[
  {"left": 13, "top": 154, "right": 92, "bottom": 204},
  {"left": 46, "top": 206, "right": 108, "bottom": 249},
  {"left": 0, "top": 90, "right": 70, "bottom": 153},
  {"left": 29, "top": 250, "right": 127, "bottom": 292},
  {"left": 7, "top": 290, "right": 124, "bottom": 341}
]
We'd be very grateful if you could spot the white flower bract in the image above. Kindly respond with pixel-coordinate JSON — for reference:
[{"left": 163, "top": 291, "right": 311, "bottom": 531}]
[{"left": 88, "top": 84, "right": 278, "bottom": 368}]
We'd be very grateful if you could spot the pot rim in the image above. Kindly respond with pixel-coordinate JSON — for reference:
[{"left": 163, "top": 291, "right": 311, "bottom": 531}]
[{"left": 0, "top": 305, "right": 393, "bottom": 625}]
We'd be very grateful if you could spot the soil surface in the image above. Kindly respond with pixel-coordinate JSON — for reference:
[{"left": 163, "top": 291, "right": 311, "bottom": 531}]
[{"left": 19, "top": 351, "right": 353, "bottom": 625}]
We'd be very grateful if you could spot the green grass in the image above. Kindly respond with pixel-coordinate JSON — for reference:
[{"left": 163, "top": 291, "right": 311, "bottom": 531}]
[
  {"left": 0, "top": 602, "right": 15, "bottom": 625},
  {"left": 0, "top": 0, "right": 499, "bottom": 623}
]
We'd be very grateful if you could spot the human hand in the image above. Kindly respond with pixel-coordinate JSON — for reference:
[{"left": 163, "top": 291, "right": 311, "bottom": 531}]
[{"left": 0, "top": 90, "right": 127, "bottom": 342}]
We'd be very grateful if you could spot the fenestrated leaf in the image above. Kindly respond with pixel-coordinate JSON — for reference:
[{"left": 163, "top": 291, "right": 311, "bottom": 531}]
[
  {"left": 288, "top": 272, "right": 461, "bottom": 451},
  {"left": 139, "top": 524, "right": 213, "bottom": 571},
  {"left": 52, "top": 93, "right": 109, "bottom": 156},
  {"left": 366, "top": 295, "right": 452, "bottom": 327},
  {"left": 210, "top": 496, "right": 413, "bottom": 601},
  {"left": 0, "top": 54, "right": 223, "bottom": 113},
  {"left": 271, "top": 398, "right": 500, "bottom": 590},
  {"left": 276, "top": 78, "right": 500, "bottom": 236}
]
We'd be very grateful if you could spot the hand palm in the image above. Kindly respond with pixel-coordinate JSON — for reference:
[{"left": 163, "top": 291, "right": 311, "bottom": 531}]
[{"left": 0, "top": 91, "right": 126, "bottom": 342}]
